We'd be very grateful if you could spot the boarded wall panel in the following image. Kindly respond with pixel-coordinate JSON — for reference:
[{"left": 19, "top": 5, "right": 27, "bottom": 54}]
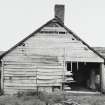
[{"left": 2, "top": 26, "right": 104, "bottom": 94}]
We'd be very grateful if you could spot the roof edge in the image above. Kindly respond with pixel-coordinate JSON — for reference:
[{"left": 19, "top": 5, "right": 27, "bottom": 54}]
[
  {"left": 54, "top": 17, "right": 105, "bottom": 61},
  {"left": 0, "top": 18, "right": 56, "bottom": 59}
]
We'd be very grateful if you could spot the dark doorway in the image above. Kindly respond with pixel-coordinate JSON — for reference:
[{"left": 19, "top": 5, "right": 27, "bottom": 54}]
[{"left": 64, "top": 62, "right": 100, "bottom": 91}]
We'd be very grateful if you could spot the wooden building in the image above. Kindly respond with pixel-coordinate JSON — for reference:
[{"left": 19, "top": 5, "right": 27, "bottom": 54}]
[{"left": 0, "top": 5, "right": 105, "bottom": 94}]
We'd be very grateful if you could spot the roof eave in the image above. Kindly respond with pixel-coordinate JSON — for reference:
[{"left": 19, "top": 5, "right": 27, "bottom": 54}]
[{"left": 55, "top": 18, "right": 105, "bottom": 61}]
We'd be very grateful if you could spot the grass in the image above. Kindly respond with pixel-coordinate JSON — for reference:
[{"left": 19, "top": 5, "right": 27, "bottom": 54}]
[
  {"left": 0, "top": 90, "right": 67, "bottom": 105},
  {"left": 0, "top": 90, "right": 105, "bottom": 105},
  {"left": 66, "top": 94, "right": 105, "bottom": 105}
]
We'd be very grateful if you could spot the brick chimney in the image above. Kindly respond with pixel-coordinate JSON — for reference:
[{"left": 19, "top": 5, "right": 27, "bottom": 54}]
[{"left": 55, "top": 5, "right": 65, "bottom": 24}]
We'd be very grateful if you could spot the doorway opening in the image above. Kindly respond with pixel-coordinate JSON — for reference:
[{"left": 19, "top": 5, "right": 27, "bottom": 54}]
[{"left": 64, "top": 62, "right": 101, "bottom": 92}]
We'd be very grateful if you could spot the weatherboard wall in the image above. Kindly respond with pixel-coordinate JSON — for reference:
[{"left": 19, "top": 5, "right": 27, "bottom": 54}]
[{"left": 1, "top": 24, "right": 104, "bottom": 94}]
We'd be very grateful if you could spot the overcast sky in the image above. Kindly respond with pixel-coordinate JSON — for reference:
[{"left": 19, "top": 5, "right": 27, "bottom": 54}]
[{"left": 0, "top": 0, "right": 105, "bottom": 51}]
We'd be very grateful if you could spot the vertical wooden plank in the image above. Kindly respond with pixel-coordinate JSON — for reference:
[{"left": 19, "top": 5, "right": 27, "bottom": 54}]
[
  {"left": 61, "top": 48, "right": 65, "bottom": 91},
  {"left": 100, "top": 63, "right": 105, "bottom": 93},
  {"left": 1, "top": 60, "right": 4, "bottom": 92},
  {"left": 77, "top": 62, "right": 78, "bottom": 71},
  {"left": 71, "top": 62, "right": 72, "bottom": 72},
  {"left": 36, "top": 66, "right": 38, "bottom": 95}
]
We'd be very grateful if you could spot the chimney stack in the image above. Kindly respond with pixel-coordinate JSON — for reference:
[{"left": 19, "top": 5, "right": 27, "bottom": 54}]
[{"left": 55, "top": 5, "right": 65, "bottom": 24}]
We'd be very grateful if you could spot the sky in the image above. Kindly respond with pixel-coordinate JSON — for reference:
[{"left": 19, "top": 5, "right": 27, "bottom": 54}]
[{"left": 0, "top": 0, "right": 105, "bottom": 51}]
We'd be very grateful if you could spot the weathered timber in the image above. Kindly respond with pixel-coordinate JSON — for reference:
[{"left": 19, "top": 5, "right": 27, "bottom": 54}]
[{"left": 2, "top": 25, "right": 104, "bottom": 94}]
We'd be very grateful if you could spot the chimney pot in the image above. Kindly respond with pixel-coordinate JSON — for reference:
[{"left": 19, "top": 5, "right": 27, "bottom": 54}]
[{"left": 55, "top": 5, "right": 65, "bottom": 24}]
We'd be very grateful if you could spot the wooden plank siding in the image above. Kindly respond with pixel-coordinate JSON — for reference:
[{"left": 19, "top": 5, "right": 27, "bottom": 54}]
[{"left": 1, "top": 25, "right": 104, "bottom": 94}]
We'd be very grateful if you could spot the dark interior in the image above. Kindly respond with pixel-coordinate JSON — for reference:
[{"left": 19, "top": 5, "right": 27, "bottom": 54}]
[{"left": 64, "top": 62, "right": 100, "bottom": 91}]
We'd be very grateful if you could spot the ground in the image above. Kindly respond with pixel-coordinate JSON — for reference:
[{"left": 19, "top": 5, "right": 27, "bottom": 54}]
[
  {"left": 0, "top": 91, "right": 105, "bottom": 105},
  {"left": 67, "top": 94, "right": 105, "bottom": 105}
]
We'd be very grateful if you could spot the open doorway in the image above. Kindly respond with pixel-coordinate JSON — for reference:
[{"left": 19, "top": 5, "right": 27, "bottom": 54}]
[{"left": 64, "top": 62, "right": 101, "bottom": 92}]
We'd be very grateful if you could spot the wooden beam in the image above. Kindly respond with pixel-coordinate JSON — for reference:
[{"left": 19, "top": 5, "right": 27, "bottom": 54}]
[
  {"left": 71, "top": 62, "right": 72, "bottom": 72},
  {"left": 77, "top": 62, "right": 78, "bottom": 71},
  {"left": 100, "top": 63, "right": 105, "bottom": 93},
  {"left": 1, "top": 60, "right": 4, "bottom": 92}
]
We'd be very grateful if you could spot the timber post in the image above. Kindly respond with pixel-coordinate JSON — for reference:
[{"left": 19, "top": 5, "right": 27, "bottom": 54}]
[
  {"left": 0, "top": 59, "right": 4, "bottom": 94},
  {"left": 100, "top": 63, "right": 105, "bottom": 93}
]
